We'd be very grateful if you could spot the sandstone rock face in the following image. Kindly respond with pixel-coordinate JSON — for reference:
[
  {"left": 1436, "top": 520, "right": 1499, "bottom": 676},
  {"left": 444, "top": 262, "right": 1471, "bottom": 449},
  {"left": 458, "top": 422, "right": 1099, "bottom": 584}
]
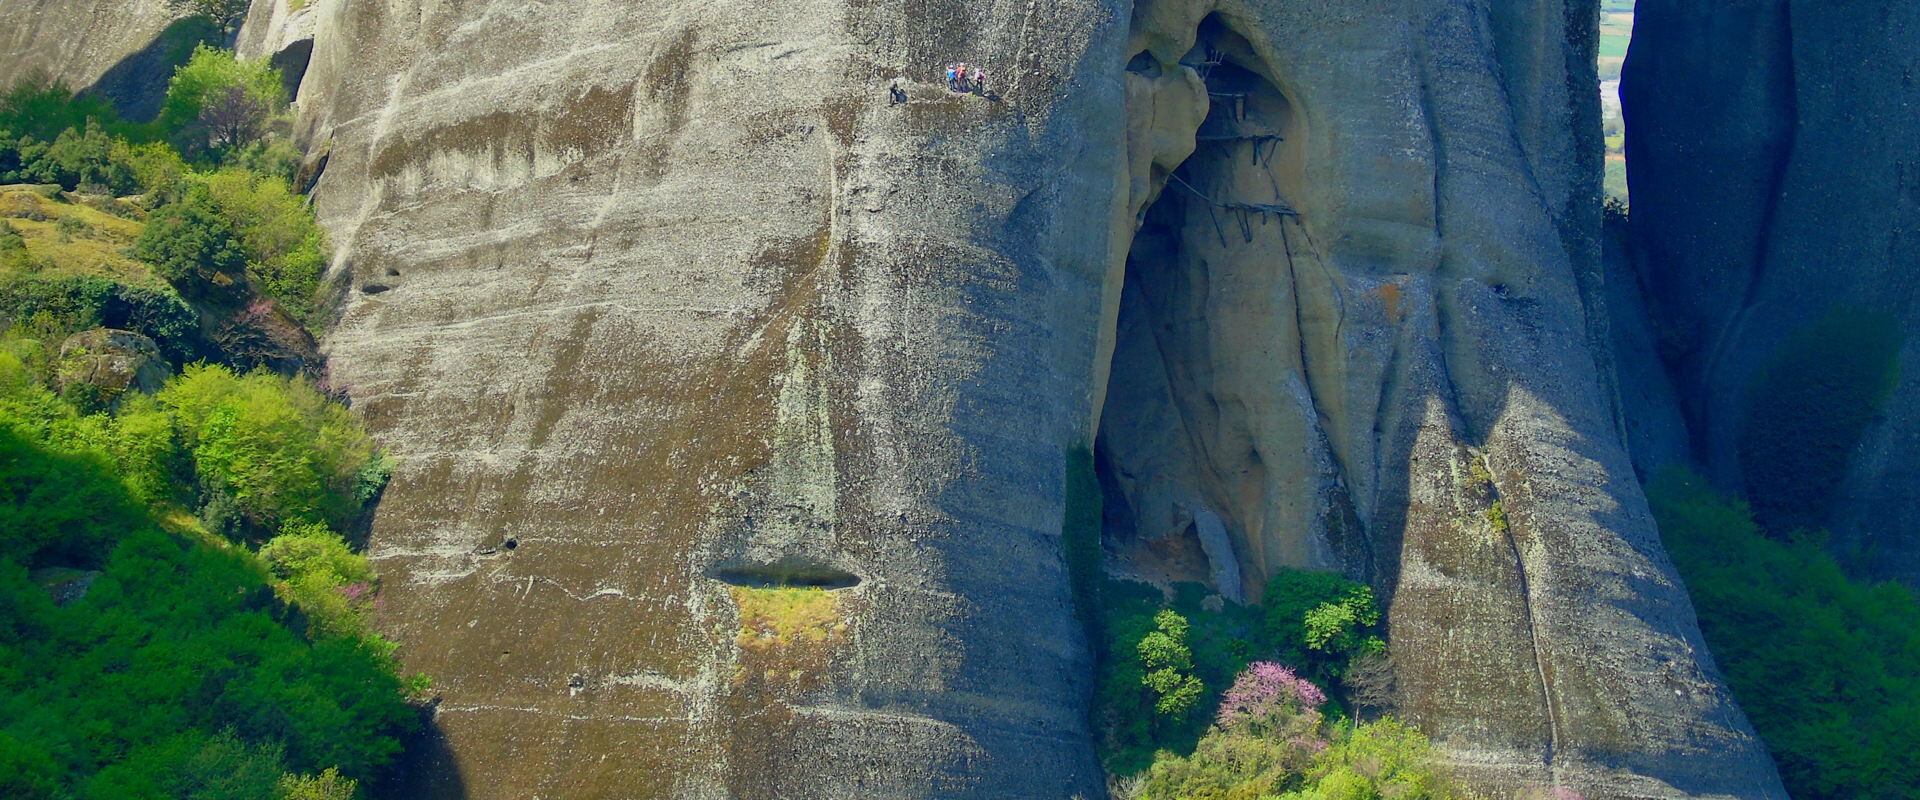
[
  {"left": 1624, "top": 1, "right": 1920, "bottom": 584},
  {"left": 249, "top": 0, "right": 1785, "bottom": 796},
  {"left": 0, "top": 0, "right": 207, "bottom": 120}
]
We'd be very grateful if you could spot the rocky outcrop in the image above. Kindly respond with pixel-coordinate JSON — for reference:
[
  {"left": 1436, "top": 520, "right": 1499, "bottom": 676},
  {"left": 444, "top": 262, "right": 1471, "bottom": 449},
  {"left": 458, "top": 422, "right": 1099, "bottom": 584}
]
[
  {"left": 0, "top": 0, "right": 212, "bottom": 120},
  {"left": 1624, "top": 1, "right": 1920, "bottom": 584},
  {"left": 55, "top": 328, "right": 170, "bottom": 404},
  {"left": 276, "top": 0, "right": 1787, "bottom": 796}
]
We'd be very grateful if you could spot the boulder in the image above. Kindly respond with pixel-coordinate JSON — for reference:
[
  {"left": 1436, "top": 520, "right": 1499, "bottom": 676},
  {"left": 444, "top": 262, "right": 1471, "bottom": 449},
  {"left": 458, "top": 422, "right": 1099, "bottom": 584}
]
[{"left": 56, "top": 328, "right": 170, "bottom": 403}]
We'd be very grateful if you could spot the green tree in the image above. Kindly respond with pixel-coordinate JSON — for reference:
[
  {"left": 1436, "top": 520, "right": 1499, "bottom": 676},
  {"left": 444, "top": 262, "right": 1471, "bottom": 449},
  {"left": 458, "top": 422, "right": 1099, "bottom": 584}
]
[
  {"left": 1649, "top": 470, "right": 1920, "bottom": 799},
  {"left": 25, "top": 120, "right": 136, "bottom": 194},
  {"left": 158, "top": 364, "right": 385, "bottom": 536},
  {"left": 135, "top": 184, "right": 250, "bottom": 292},
  {"left": 277, "top": 767, "right": 357, "bottom": 800},
  {"left": 166, "top": 0, "right": 253, "bottom": 36},
  {"left": 1141, "top": 609, "right": 1205, "bottom": 718},
  {"left": 201, "top": 168, "right": 329, "bottom": 323},
  {"left": 259, "top": 521, "right": 375, "bottom": 637},
  {"left": 159, "top": 46, "right": 285, "bottom": 155},
  {"left": 0, "top": 71, "right": 120, "bottom": 143}
]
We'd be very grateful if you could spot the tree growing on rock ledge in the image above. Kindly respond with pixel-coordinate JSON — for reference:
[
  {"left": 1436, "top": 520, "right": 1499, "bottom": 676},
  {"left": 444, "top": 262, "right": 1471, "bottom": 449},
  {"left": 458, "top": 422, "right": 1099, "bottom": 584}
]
[{"left": 166, "top": 0, "right": 252, "bottom": 36}]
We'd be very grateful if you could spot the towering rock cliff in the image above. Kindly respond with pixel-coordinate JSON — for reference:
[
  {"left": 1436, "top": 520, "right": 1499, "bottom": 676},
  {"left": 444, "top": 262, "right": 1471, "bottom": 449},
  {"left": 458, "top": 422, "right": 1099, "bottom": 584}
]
[
  {"left": 0, "top": 0, "right": 1792, "bottom": 796},
  {"left": 1624, "top": 0, "right": 1920, "bottom": 585},
  {"left": 0, "top": 0, "right": 212, "bottom": 120}
]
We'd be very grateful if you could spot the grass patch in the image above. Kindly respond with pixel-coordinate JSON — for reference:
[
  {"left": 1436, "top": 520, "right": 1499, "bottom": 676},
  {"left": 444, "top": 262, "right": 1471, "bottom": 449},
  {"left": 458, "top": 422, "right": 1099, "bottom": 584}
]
[
  {"left": 2, "top": 189, "right": 157, "bottom": 287},
  {"left": 730, "top": 586, "right": 843, "bottom": 651}
]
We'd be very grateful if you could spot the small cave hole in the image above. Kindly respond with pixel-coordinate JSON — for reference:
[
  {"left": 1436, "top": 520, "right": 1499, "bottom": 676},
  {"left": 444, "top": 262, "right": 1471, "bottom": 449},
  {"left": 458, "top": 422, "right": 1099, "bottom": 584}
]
[
  {"left": 503, "top": 537, "right": 518, "bottom": 551},
  {"left": 386, "top": 267, "right": 401, "bottom": 277},
  {"left": 711, "top": 562, "right": 861, "bottom": 591},
  {"left": 361, "top": 283, "right": 391, "bottom": 295},
  {"left": 1126, "top": 51, "right": 1162, "bottom": 78}
]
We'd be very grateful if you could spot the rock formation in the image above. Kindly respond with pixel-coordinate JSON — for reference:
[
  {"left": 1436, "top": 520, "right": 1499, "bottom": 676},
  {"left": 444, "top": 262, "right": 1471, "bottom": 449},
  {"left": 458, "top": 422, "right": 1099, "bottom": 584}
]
[
  {"left": 55, "top": 328, "right": 170, "bottom": 404},
  {"left": 0, "top": 0, "right": 1800, "bottom": 796},
  {"left": 1624, "top": 0, "right": 1920, "bottom": 585},
  {"left": 0, "top": 0, "right": 212, "bottom": 120}
]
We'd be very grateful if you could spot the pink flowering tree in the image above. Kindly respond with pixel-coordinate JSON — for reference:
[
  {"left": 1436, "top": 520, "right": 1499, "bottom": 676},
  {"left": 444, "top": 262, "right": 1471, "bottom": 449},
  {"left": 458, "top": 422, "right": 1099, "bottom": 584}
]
[{"left": 1215, "top": 661, "right": 1328, "bottom": 732}]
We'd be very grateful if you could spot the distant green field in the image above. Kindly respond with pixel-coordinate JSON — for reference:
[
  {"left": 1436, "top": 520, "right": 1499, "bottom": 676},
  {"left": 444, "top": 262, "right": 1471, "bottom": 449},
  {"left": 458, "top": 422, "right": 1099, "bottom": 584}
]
[{"left": 1601, "top": 0, "right": 1634, "bottom": 12}]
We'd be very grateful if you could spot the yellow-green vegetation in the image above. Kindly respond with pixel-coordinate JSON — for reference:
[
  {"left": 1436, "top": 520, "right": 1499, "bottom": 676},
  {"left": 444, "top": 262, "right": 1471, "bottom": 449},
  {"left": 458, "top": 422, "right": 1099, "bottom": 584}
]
[
  {"left": 1467, "top": 456, "right": 1492, "bottom": 492},
  {"left": 1095, "top": 570, "right": 1388, "bottom": 776},
  {"left": 0, "top": 345, "right": 420, "bottom": 798},
  {"left": 730, "top": 585, "right": 843, "bottom": 651},
  {"left": 1484, "top": 500, "right": 1509, "bottom": 532},
  {"left": 0, "top": 52, "right": 418, "bottom": 799},
  {"left": 0, "top": 189, "right": 155, "bottom": 286},
  {"left": 1648, "top": 470, "right": 1920, "bottom": 799},
  {"left": 1132, "top": 662, "right": 1469, "bottom": 800}
]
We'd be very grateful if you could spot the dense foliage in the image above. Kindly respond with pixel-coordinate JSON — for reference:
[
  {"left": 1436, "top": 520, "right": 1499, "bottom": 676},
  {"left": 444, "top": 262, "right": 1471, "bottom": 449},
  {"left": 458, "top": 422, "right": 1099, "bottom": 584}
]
[
  {"left": 1131, "top": 662, "right": 1467, "bottom": 800},
  {"left": 2, "top": 57, "right": 329, "bottom": 352},
  {"left": 1091, "top": 568, "right": 1388, "bottom": 775},
  {"left": 0, "top": 53, "right": 412, "bottom": 799},
  {"left": 0, "top": 349, "right": 417, "bottom": 798},
  {"left": 1649, "top": 471, "right": 1920, "bottom": 799}
]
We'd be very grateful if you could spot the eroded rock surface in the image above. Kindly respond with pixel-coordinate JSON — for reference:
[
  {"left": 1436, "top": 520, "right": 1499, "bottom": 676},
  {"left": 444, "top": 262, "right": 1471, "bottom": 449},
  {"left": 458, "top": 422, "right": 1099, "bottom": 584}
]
[
  {"left": 0, "top": 0, "right": 209, "bottom": 120},
  {"left": 1624, "top": 0, "right": 1920, "bottom": 585},
  {"left": 187, "top": 0, "right": 1794, "bottom": 796}
]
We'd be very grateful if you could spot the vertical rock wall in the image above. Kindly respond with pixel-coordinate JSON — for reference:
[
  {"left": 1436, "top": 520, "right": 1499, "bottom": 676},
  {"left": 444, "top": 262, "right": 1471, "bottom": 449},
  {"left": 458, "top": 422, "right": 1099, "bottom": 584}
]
[
  {"left": 1625, "top": 0, "right": 1920, "bottom": 584},
  {"left": 200, "top": 0, "right": 1792, "bottom": 796},
  {"left": 0, "top": 0, "right": 210, "bottom": 121}
]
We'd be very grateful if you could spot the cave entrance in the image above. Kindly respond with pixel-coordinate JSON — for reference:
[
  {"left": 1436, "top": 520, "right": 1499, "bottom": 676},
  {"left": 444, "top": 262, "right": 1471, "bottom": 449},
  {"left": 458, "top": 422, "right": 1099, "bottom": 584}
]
[{"left": 1094, "top": 16, "right": 1336, "bottom": 604}]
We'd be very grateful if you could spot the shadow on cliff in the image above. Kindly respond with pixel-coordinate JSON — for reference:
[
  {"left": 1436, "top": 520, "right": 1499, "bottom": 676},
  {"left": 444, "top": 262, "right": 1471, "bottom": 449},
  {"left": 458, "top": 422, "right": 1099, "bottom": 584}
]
[
  {"left": 82, "top": 17, "right": 221, "bottom": 122},
  {"left": 374, "top": 708, "right": 469, "bottom": 800}
]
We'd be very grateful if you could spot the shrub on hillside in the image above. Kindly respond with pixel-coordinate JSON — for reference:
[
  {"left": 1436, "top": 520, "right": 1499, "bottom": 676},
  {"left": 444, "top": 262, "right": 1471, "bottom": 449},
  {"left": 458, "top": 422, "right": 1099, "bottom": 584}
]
[
  {"left": 1136, "top": 661, "right": 1465, "bottom": 800},
  {"left": 1649, "top": 470, "right": 1920, "bottom": 799},
  {"left": 135, "top": 184, "right": 250, "bottom": 293},
  {"left": 158, "top": 364, "right": 385, "bottom": 537},
  {"left": 201, "top": 168, "right": 328, "bottom": 323},
  {"left": 159, "top": 46, "right": 285, "bottom": 157}
]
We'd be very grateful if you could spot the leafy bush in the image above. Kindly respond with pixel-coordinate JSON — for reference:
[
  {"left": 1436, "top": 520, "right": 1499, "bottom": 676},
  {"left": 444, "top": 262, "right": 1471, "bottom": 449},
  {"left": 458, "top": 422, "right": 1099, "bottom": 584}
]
[
  {"left": 0, "top": 274, "right": 203, "bottom": 364},
  {"left": 201, "top": 168, "right": 329, "bottom": 323},
  {"left": 0, "top": 346, "right": 418, "bottom": 797},
  {"left": 0, "top": 72, "right": 121, "bottom": 144},
  {"left": 1136, "top": 661, "right": 1465, "bottom": 800},
  {"left": 25, "top": 120, "right": 137, "bottom": 195},
  {"left": 159, "top": 46, "right": 285, "bottom": 157},
  {"left": 158, "top": 363, "right": 385, "bottom": 537},
  {"left": 1649, "top": 470, "right": 1920, "bottom": 799},
  {"left": 1140, "top": 609, "right": 1205, "bottom": 717},
  {"left": 136, "top": 184, "right": 250, "bottom": 292},
  {"left": 1095, "top": 569, "right": 1385, "bottom": 775},
  {"left": 260, "top": 521, "right": 377, "bottom": 637}
]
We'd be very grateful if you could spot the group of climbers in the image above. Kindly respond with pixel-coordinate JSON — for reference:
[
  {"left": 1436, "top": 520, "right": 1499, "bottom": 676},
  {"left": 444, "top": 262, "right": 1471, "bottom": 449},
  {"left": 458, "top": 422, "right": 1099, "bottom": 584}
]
[
  {"left": 888, "top": 62, "right": 991, "bottom": 105},
  {"left": 945, "top": 62, "right": 988, "bottom": 94}
]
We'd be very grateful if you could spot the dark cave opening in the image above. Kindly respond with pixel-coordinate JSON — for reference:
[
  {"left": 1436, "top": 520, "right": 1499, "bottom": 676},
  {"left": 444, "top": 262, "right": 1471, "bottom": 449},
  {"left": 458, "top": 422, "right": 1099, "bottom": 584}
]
[{"left": 1094, "top": 16, "right": 1326, "bottom": 604}]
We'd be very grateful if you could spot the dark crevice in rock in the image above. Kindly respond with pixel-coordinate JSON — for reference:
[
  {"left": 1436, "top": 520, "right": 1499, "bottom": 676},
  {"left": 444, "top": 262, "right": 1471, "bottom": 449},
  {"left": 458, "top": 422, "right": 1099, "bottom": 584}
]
[
  {"left": 269, "top": 38, "right": 314, "bottom": 101},
  {"left": 711, "top": 562, "right": 861, "bottom": 591}
]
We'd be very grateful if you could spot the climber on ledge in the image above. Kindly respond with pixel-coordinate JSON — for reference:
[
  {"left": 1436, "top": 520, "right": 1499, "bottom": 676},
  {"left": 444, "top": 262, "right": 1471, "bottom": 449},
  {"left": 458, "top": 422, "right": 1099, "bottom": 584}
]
[{"left": 970, "top": 66, "right": 987, "bottom": 95}]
